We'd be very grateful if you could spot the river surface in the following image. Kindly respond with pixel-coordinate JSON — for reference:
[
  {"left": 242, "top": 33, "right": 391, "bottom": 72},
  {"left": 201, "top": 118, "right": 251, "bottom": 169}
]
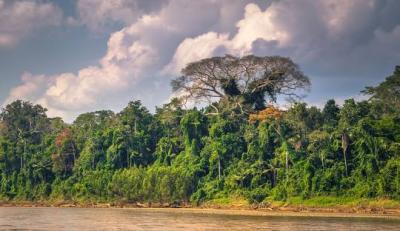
[{"left": 0, "top": 207, "right": 399, "bottom": 230}]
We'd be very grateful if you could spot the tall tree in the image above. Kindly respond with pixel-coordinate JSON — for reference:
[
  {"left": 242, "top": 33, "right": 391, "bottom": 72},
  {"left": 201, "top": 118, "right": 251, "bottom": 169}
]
[
  {"left": 51, "top": 128, "right": 76, "bottom": 177},
  {"left": 322, "top": 99, "right": 340, "bottom": 129},
  {"left": 0, "top": 100, "right": 49, "bottom": 169},
  {"left": 172, "top": 55, "right": 310, "bottom": 113},
  {"left": 363, "top": 65, "right": 400, "bottom": 112}
]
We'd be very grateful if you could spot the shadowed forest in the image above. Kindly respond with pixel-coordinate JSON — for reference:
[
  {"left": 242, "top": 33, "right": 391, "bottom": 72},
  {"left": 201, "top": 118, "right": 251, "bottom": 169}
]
[{"left": 1, "top": 56, "right": 399, "bottom": 206}]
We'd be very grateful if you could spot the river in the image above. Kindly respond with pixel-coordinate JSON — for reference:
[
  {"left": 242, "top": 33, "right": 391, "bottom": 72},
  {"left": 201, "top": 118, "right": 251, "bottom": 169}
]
[{"left": 0, "top": 207, "right": 399, "bottom": 230}]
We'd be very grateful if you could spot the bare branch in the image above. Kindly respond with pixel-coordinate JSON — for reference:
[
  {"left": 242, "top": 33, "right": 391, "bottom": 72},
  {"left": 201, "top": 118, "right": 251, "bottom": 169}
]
[{"left": 171, "top": 55, "right": 310, "bottom": 113}]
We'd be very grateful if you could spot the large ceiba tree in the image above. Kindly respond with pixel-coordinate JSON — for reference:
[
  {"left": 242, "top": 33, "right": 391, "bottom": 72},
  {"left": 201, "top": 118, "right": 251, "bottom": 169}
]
[{"left": 172, "top": 55, "right": 310, "bottom": 113}]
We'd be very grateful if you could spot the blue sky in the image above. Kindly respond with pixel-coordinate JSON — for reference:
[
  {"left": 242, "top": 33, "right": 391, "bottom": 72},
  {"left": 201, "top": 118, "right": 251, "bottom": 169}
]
[{"left": 0, "top": 0, "right": 399, "bottom": 122}]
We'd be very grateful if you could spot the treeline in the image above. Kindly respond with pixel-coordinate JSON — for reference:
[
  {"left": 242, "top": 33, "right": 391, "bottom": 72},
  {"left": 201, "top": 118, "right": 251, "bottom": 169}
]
[{"left": 0, "top": 56, "right": 399, "bottom": 205}]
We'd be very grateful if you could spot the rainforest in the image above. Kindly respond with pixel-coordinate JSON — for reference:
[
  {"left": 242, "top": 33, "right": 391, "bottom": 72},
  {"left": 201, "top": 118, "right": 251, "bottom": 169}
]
[{"left": 1, "top": 56, "right": 400, "bottom": 209}]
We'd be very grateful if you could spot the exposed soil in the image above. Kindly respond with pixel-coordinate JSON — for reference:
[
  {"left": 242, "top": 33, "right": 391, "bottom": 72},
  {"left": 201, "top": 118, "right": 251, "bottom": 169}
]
[{"left": 1, "top": 200, "right": 400, "bottom": 219}]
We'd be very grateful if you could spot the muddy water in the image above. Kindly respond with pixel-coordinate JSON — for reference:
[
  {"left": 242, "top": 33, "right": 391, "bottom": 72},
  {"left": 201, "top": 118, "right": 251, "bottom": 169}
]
[{"left": 0, "top": 207, "right": 399, "bottom": 230}]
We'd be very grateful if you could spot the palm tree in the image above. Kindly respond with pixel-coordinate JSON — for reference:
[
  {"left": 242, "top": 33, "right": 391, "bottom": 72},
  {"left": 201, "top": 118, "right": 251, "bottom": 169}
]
[{"left": 341, "top": 132, "right": 350, "bottom": 176}]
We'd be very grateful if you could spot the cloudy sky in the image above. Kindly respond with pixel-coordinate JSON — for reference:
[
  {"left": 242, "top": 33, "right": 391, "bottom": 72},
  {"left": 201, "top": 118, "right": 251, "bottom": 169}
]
[{"left": 1, "top": 0, "right": 399, "bottom": 122}]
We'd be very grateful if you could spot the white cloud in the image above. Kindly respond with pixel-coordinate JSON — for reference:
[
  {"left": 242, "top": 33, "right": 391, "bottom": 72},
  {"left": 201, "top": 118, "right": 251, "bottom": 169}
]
[
  {"left": 6, "top": 73, "right": 49, "bottom": 102},
  {"left": 4, "top": 0, "right": 400, "bottom": 122},
  {"left": 231, "top": 3, "right": 289, "bottom": 51},
  {"left": 5, "top": 0, "right": 243, "bottom": 121},
  {"left": 163, "top": 32, "right": 230, "bottom": 74},
  {"left": 5, "top": 26, "right": 157, "bottom": 121},
  {"left": 166, "top": 0, "right": 400, "bottom": 75},
  {"left": 164, "top": 3, "right": 289, "bottom": 74},
  {"left": 0, "top": 0, "right": 62, "bottom": 47}
]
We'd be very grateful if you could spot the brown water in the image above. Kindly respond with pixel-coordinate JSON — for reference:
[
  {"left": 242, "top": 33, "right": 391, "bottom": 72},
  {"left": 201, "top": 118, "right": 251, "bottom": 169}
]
[{"left": 0, "top": 207, "right": 399, "bottom": 230}]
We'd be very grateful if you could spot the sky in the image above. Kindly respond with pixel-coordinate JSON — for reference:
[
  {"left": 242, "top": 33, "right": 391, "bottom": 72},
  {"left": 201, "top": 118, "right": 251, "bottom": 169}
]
[{"left": 0, "top": 0, "right": 399, "bottom": 122}]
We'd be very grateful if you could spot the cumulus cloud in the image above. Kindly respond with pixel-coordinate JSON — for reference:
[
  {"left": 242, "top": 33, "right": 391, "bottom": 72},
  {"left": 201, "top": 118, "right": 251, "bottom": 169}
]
[
  {"left": 163, "top": 32, "right": 230, "bottom": 74},
  {"left": 7, "top": 0, "right": 257, "bottom": 121},
  {"left": 164, "top": 3, "right": 290, "bottom": 73},
  {"left": 75, "top": 0, "right": 167, "bottom": 32},
  {"left": 166, "top": 0, "right": 400, "bottom": 89},
  {"left": 0, "top": 0, "right": 62, "bottom": 47},
  {"left": 6, "top": 73, "right": 49, "bottom": 102},
  {"left": 5, "top": 26, "right": 158, "bottom": 120},
  {"left": 4, "top": 0, "right": 400, "bottom": 121}
]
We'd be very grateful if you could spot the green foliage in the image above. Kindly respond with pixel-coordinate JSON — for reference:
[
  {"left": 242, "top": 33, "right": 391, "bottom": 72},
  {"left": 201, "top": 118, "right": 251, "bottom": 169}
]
[
  {"left": 363, "top": 65, "right": 400, "bottom": 113},
  {"left": 1, "top": 66, "right": 400, "bottom": 206}
]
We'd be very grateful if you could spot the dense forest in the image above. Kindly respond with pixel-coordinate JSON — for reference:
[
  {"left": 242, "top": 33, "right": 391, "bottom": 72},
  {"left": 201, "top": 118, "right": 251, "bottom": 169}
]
[{"left": 0, "top": 55, "right": 399, "bottom": 206}]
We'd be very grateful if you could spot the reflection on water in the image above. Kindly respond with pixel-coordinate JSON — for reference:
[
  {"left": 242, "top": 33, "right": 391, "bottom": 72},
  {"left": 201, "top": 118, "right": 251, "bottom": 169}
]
[{"left": 0, "top": 207, "right": 399, "bottom": 230}]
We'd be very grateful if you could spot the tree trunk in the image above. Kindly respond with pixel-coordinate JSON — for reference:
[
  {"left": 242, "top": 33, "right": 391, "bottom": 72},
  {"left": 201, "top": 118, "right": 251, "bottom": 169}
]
[
  {"left": 343, "top": 151, "right": 348, "bottom": 176},
  {"left": 218, "top": 158, "right": 221, "bottom": 180},
  {"left": 321, "top": 153, "right": 325, "bottom": 169},
  {"left": 22, "top": 140, "right": 26, "bottom": 169},
  {"left": 127, "top": 151, "right": 129, "bottom": 168},
  {"left": 134, "top": 119, "right": 137, "bottom": 134},
  {"left": 285, "top": 150, "right": 289, "bottom": 182},
  {"left": 285, "top": 150, "right": 288, "bottom": 171},
  {"left": 341, "top": 133, "right": 349, "bottom": 176},
  {"left": 71, "top": 143, "right": 76, "bottom": 165}
]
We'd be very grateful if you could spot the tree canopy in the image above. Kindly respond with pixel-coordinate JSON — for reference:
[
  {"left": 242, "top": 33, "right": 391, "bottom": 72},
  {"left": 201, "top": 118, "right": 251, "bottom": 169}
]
[
  {"left": 172, "top": 55, "right": 310, "bottom": 113},
  {"left": 363, "top": 65, "right": 400, "bottom": 112},
  {"left": 0, "top": 61, "right": 399, "bottom": 207}
]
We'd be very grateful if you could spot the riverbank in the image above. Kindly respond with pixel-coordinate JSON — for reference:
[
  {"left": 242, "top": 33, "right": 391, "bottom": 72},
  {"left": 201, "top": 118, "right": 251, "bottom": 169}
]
[
  {"left": 200, "top": 196, "right": 400, "bottom": 216},
  {"left": 0, "top": 204, "right": 399, "bottom": 220},
  {"left": 1, "top": 196, "right": 400, "bottom": 218}
]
